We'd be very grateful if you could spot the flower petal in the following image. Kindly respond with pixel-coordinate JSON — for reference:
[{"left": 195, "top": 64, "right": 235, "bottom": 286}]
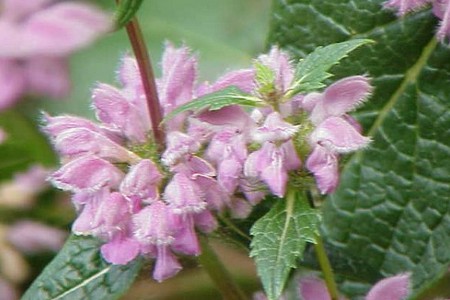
[
  {"left": 133, "top": 201, "right": 178, "bottom": 245},
  {"left": 101, "top": 234, "right": 140, "bottom": 265},
  {"left": 253, "top": 112, "right": 299, "bottom": 143},
  {"left": 120, "top": 159, "right": 162, "bottom": 204},
  {"left": 153, "top": 245, "right": 182, "bottom": 282},
  {"left": 0, "top": 60, "right": 25, "bottom": 110},
  {"left": 366, "top": 273, "right": 410, "bottom": 300},
  {"left": 21, "top": 2, "right": 112, "bottom": 56},
  {"left": 25, "top": 57, "right": 70, "bottom": 99},
  {"left": 384, "top": 0, "right": 431, "bottom": 15},
  {"left": 306, "top": 145, "right": 339, "bottom": 194},
  {"left": 434, "top": 0, "right": 450, "bottom": 40},
  {"left": 164, "top": 173, "right": 206, "bottom": 213},
  {"left": 50, "top": 156, "right": 124, "bottom": 192},
  {"left": 311, "top": 116, "right": 371, "bottom": 153},
  {"left": 310, "top": 76, "right": 372, "bottom": 124},
  {"left": 93, "top": 83, "right": 150, "bottom": 142},
  {"left": 298, "top": 277, "right": 332, "bottom": 300}
]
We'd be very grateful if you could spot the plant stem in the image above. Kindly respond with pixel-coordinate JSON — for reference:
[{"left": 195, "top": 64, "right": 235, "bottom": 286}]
[
  {"left": 307, "top": 190, "right": 339, "bottom": 299},
  {"left": 198, "top": 235, "right": 247, "bottom": 300},
  {"left": 122, "top": 12, "right": 165, "bottom": 149},
  {"left": 314, "top": 234, "right": 340, "bottom": 300}
]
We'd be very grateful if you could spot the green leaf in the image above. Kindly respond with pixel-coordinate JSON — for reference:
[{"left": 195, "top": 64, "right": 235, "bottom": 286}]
[
  {"left": 114, "top": 0, "right": 144, "bottom": 28},
  {"left": 22, "top": 235, "right": 142, "bottom": 300},
  {"left": 290, "top": 39, "right": 372, "bottom": 95},
  {"left": 250, "top": 190, "right": 321, "bottom": 300},
  {"left": 269, "top": 0, "right": 450, "bottom": 298},
  {"left": 162, "top": 86, "right": 262, "bottom": 123}
]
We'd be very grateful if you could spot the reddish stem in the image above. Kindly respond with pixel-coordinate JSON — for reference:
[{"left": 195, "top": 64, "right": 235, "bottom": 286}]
[{"left": 124, "top": 16, "right": 165, "bottom": 149}]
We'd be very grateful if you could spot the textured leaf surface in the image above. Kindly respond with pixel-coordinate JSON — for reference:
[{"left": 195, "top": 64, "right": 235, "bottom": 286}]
[
  {"left": 290, "top": 39, "right": 371, "bottom": 94},
  {"left": 269, "top": 0, "right": 450, "bottom": 298},
  {"left": 163, "top": 86, "right": 261, "bottom": 122},
  {"left": 22, "top": 235, "right": 142, "bottom": 300},
  {"left": 250, "top": 191, "right": 320, "bottom": 300}
]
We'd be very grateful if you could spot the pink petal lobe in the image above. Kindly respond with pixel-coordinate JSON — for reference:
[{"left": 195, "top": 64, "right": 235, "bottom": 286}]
[
  {"left": 299, "top": 277, "right": 332, "bottom": 300},
  {"left": 0, "top": 60, "right": 26, "bottom": 110},
  {"left": 50, "top": 156, "right": 124, "bottom": 192},
  {"left": 306, "top": 145, "right": 339, "bottom": 194},
  {"left": 159, "top": 43, "right": 197, "bottom": 130},
  {"left": 366, "top": 274, "right": 410, "bottom": 300},
  {"left": 384, "top": 0, "right": 432, "bottom": 15},
  {"left": 253, "top": 112, "right": 299, "bottom": 143},
  {"left": 7, "top": 220, "right": 67, "bottom": 253},
  {"left": 153, "top": 245, "right": 182, "bottom": 282},
  {"left": 101, "top": 235, "right": 140, "bottom": 265},
  {"left": 310, "top": 76, "right": 372, "bottom": 124},
  {"left": 171, "top": 215, "right": 201, "bottom": 255},
  {"left": 311, "top": 117, "right": 371, "bottom": 153},
  {"left": 164, "top": 173, "right": 206, "bottom": 214},
  {"left": 434, "top": 0, "right": 450, "bottom": 40},
  {"left": 203, "top": 69, "right": 255, "bottom": 95},
  {"left": 22, "top": 2, "right": 112, "bottom": 56},
  {"left": 25, "top": 57, "right": 70, "bottom": 99},
  {"left": 120, "top": 159, "right": 162, "bottom": 204},
  {"left": 2, "top": 0, "right": 54, "bottom": 21},
  {"left": 93, "top": 83, "right": 149, "bottom": 142},
  {"left": 257, "top": 46, "right": 294, "bottom": 92}
]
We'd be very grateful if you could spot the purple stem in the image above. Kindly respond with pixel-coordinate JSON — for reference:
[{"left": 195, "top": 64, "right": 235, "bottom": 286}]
[{"left": 124, "top": 15, "right": 165, "bottom": 149}]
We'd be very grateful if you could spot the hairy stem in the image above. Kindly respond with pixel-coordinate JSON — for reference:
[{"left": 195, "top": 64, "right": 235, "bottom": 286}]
[
  {"left": 314, "top": 232, "right": 339, "bottom": 300},
  {"left": 198, "top": 235, "right": 247, "bottom": 300},
  {"left": 121, "top": 10, "right": 165, "bottom": 149},
  {"left": 307, "top": 190, "right": 339, "bottom": 300}
]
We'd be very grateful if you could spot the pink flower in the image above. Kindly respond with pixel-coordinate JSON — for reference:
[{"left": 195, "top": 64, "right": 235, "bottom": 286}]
[
  {"left": 304, "top": 76, "right": 372, "bottom": 194},
  {"left": 132, "top": 201, "right": 183, "bottom": 281},
  {"left": 384, "top": 0, "right": 450, "bottom": 41},
  {"left": 6, "top": 221, "right": 67, "bottom": 254},
  {"left": 298, "top": 273, "right": 410, "bottom": 300},
  {"left": 245, "top": 112, "right": 301, "bottom": 197},
  {"left": 384, "top": 0, "right": 431, "bottom": 16},
  {"left": 0, "top": 0, "right": 112, "bottom": 110}
]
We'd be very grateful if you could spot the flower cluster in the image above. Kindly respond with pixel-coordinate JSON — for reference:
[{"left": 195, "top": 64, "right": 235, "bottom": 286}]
[
  {"left": 384, "top": 0, "right": 450, "bottom": 40},
  {"left": 0, "top": 0, "right": 112, "bottom": 110},
  {"left": 44, "top": 43, "right": 371, "bottom": 281}
]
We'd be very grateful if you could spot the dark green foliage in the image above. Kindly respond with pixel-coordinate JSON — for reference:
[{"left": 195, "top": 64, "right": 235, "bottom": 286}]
[{"left": 268, "top": 0, "right": 450, "bottom": 298}]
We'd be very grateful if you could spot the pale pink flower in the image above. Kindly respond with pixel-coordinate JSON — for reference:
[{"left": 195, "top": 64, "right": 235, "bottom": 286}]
[
  {"left": 384, "top": 0, "right": 431, "bottom": 15},
  {"left": 245, "top": 112, "right": 301, "bottom": 197},
  {"left": 132, "top": 201, "right": 183, "bottom": 281},
  {"left": 6, "top": 221, "right": 67, "bottom": 254},
  {"left": 304, "top": 76, "right": 372, "bottom": 194},
  {"left": 298, "top": 273, "right": 410, "bottom": 300},
  {"left": 0, "top": 0, "right": 112, "bottom": 110},
  {"left": 384, "top": 0, "right": 450, "bottom": 41}
]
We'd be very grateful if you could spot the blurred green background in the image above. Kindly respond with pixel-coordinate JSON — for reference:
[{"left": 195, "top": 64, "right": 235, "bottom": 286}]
[{"left": 38, "top": 0, "right": 272, "bottom": 118}]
